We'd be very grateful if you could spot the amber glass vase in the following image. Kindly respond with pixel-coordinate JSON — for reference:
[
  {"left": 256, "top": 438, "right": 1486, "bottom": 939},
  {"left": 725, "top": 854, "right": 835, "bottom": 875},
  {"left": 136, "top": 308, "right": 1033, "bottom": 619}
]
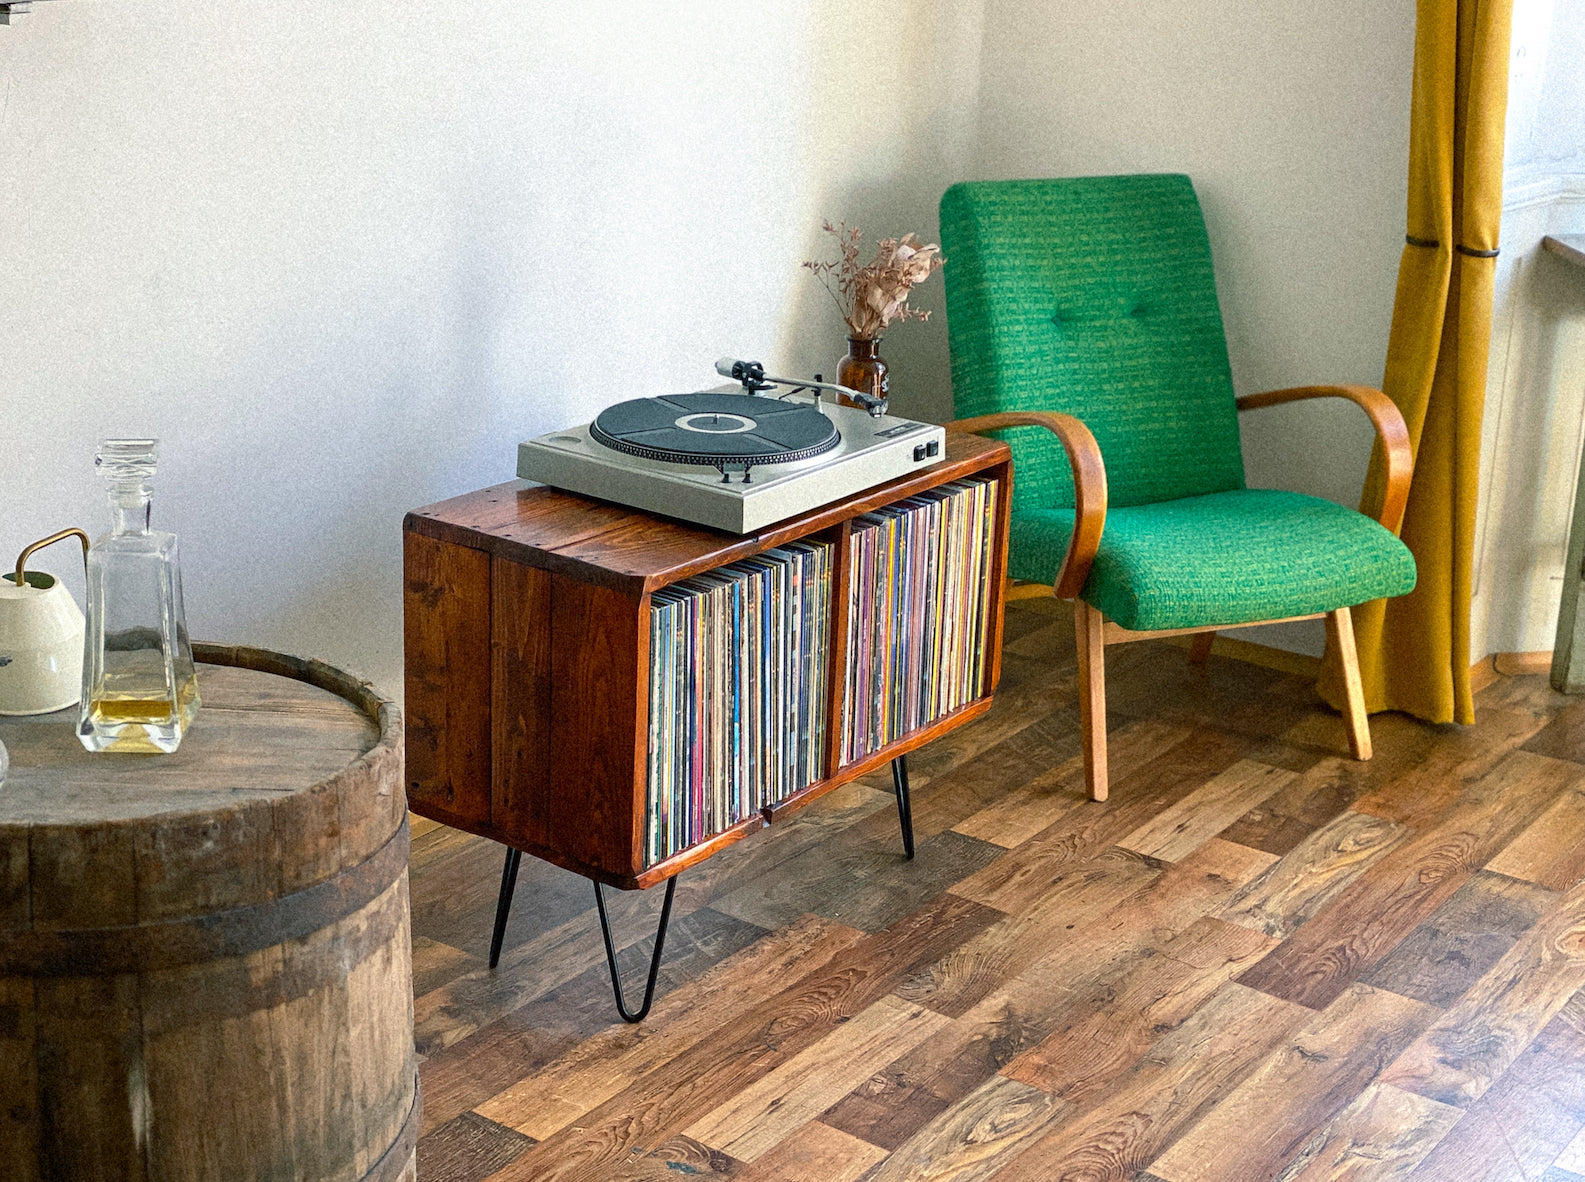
[{"left": 836, "top": 337, "right": 889, "bottom": 410}]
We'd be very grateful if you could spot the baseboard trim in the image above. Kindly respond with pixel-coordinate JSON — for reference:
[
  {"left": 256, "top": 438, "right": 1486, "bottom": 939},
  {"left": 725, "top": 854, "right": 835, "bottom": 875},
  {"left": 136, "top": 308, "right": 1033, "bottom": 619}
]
[
  {"left": 1471, "top": 651, "right": 1552, "bottom": 692},
  {"left": 1166, "top": 632, "right": 1323, "bottom": 678},
  {"left": 1161, "top": 639, "right": 1555, "bottom": 689},
  {"left": 1469, "top": 655, "right": 1501, "bottom": 694},
  {"left": 1492, "top": 651, "right": 1552, "bottom": 676}
]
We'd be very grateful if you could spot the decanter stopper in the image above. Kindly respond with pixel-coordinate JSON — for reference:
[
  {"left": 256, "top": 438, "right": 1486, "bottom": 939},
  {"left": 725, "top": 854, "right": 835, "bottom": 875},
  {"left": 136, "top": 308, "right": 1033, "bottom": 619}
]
[{"left": 78, "top": 439, "right": 200, "bottom": 753}]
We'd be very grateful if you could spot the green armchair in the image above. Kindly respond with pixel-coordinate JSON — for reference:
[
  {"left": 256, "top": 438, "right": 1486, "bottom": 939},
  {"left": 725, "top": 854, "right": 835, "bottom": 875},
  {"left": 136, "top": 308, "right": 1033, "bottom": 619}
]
[{"left": 939, "top": 174, "right": 1416, "bottom": 802}]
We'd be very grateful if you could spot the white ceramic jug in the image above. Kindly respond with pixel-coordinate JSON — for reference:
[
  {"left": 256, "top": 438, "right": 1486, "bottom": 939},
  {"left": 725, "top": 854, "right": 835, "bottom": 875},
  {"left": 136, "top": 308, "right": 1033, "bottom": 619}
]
[{"left": 0, "top": 530, "right": 88, "bottom": 716}]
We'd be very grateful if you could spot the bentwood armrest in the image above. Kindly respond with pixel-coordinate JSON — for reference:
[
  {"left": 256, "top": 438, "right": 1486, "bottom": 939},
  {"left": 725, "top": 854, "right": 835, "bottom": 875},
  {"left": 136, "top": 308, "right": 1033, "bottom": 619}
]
[
  {"left": 1236, "top": 385, "right": 1414, "bottom": 535},
  {"left": 946, "top": 411, "right": 1107, "bottom": 598}
]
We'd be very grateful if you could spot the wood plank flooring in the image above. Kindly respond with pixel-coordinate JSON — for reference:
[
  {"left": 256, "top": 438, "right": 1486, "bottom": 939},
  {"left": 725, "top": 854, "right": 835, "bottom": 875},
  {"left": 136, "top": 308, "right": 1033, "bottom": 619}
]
[{"left": 409, "top": 599, "right": 1585, "bottom": 1182}]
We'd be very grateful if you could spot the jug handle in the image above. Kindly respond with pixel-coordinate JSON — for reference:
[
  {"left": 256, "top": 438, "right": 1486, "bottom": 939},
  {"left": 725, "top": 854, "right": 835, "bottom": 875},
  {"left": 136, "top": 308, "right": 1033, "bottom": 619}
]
[{"left": 12, "top": 528, "right": 90, "bottom": 589}]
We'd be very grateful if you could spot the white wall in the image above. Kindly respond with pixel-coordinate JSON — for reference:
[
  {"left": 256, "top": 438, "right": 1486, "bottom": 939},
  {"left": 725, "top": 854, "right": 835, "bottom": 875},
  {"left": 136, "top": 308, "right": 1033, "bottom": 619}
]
[
  {"left": 0, "top": 0, "right": 980, "bottom": 696},
  {"left": 1, "top": 0, "right": 1417, "bottom": 694},
  {"left": 1472, "top": 0, "right": 1585, "bottom": 660},
  {"left": 967, "top": 0, "right": 1416, "bottom": 654}
]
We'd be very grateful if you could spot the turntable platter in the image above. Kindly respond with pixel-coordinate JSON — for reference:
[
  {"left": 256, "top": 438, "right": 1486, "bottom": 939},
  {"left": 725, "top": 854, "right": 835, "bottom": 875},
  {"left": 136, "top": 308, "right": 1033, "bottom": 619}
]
[{"left": 590, "top": 393, "right": 840, "bottom": 467}]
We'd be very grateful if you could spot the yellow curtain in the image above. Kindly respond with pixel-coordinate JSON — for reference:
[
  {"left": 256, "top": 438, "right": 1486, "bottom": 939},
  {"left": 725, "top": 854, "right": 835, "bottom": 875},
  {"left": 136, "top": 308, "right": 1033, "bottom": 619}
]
[{"left": 1324, "top": 0, "right": 1512, "bottom": 725}]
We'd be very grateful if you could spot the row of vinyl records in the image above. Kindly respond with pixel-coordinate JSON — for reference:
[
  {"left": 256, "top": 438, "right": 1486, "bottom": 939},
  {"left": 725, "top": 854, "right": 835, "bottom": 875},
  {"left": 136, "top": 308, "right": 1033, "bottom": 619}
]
[
  {"left": 645, "top": 541, "right": 834, "bottom": 866},
  {"left": 841, "top": 477, "right": 999, "bottom": 763},
  {"left": 643, "top": 477, "right": 999, "bottom": 867}
]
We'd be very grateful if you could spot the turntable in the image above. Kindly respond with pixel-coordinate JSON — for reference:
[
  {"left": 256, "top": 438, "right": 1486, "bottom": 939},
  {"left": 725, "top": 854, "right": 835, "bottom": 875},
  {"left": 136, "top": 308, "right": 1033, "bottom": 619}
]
[{"left": 517, "top": 359, "right": 947, "bottom": 533}]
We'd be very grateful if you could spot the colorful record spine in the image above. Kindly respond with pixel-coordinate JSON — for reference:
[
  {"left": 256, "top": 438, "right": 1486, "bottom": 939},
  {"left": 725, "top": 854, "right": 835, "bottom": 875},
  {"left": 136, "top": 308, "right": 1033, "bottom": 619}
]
[
  {"left": 643, "top": 542, "right": 834, "bottom": 866},
  {"left": 841, "top": 478, "right": 1000, "bottom": 765}
]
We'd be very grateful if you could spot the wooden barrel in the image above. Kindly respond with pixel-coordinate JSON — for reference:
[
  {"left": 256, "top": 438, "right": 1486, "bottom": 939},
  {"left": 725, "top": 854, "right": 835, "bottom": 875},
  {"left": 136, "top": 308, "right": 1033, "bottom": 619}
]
[{"left": 0, "top": 644, "right": 417, "bottom": 1182}]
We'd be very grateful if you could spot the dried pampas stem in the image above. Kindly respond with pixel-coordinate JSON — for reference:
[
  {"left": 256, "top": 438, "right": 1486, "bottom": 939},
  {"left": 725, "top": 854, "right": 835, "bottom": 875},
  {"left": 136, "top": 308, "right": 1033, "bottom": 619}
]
[{"left": 804, "top": 222, "right": 945, "bottom": 340}]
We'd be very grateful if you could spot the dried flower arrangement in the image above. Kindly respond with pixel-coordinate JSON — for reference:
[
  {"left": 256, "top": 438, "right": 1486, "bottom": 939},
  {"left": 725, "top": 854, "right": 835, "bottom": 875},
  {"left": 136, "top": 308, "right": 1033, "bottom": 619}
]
[{"left": 804, "top": 222, "right": 945, "bottom": 341}]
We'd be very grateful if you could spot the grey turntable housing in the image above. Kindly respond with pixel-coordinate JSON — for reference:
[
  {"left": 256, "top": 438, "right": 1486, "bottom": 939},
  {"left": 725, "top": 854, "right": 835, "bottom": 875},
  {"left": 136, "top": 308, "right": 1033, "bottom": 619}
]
[{"left": 518, "top": 390, "right": 948, "bottom": 533}]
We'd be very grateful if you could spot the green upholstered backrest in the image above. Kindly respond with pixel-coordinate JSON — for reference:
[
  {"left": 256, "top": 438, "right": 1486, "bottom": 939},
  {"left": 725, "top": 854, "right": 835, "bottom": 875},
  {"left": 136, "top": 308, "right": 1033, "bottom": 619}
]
[{"left": 940, "top": 175, "right": 1246, "bottom": 511}]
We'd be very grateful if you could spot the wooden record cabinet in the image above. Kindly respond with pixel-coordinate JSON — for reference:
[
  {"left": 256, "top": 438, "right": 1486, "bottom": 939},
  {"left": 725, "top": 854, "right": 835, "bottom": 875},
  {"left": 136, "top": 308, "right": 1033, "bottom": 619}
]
[{"left": 402, "top": 431, "right": 1012, "bottom": 892}]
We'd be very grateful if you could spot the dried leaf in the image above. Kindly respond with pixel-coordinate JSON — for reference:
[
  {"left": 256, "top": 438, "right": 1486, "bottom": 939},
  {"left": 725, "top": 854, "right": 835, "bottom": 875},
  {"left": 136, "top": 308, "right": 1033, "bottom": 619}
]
[{"left": 804, "top": 222, "right": 945, "bottom": 339}]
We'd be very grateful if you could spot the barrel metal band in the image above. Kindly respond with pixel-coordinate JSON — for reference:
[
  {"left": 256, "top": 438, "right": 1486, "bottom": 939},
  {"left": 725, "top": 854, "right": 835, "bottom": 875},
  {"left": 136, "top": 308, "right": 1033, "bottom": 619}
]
[
  {"left": 365, "top": 1078, "right": 423, "bottom": 1182},
  {"left": 0, "top": 818, "right": 409, "bottom": 976}
]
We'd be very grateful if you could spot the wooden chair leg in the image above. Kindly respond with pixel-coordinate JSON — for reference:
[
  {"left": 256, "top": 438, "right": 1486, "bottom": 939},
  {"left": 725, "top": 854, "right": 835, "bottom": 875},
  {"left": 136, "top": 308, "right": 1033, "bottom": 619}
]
[
  {"left": 1188, "top": 631, "right": 1215, "bottom": 665},
  {"left": 1074, "top": 599, "right": 1109, "bottom": 801},
  {"left": 1326, "top": 607, "right": 1373, "bottom": 761}
]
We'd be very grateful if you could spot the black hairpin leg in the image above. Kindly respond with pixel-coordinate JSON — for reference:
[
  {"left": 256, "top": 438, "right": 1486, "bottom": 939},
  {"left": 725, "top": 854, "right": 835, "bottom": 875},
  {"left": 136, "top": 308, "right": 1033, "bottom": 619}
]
[
  {"left": 892, "top": 754, "right": 915, "bottom": 860},
  {"left": 488, "top": 847, "right": 524, "bottom": 969},
  {"left": 594, "top": 874, "right": 678, "bottom": 1023}
]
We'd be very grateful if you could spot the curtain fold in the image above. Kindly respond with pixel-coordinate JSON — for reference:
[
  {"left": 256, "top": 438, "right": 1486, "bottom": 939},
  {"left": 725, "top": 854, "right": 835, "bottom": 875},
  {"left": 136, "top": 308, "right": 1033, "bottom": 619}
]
[{"left": 1322, "top": 0, "right": 1512, "bottom": 725}]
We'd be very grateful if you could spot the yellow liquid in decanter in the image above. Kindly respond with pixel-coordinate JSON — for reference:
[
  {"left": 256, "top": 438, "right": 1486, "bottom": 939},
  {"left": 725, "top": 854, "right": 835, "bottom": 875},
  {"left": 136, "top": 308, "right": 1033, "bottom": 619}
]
[{"left": 86, "top": 676, "right": 200, "bottom": 748}]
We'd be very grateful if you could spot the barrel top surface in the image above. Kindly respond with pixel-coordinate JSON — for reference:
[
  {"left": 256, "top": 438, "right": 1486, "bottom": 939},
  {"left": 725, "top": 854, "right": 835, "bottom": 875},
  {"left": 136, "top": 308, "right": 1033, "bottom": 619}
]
[{"left": 0, "top": 660, "right": 381, "bottom": 826}]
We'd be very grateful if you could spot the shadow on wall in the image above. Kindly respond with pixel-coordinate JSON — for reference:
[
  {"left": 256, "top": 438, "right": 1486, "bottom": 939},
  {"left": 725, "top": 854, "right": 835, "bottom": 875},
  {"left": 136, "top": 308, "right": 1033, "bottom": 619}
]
[
  {"left": 1474, "top": 233, "right": 1585, "bottom": 656},
  {"left": 776, "top": 193, "right": 959, "bottom": 428},
  {"left": 770, "top": 0, "right": 988, "bottom": 428},
  {"left": 165, "top": 225, "right": 518, "bottom": 700}
]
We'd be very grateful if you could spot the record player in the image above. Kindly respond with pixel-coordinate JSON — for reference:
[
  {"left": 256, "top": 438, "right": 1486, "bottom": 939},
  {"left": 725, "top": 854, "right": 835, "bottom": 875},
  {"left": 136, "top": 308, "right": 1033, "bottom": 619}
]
[{"left": 517, "top": 359, "right": 947, "bottom": 533}]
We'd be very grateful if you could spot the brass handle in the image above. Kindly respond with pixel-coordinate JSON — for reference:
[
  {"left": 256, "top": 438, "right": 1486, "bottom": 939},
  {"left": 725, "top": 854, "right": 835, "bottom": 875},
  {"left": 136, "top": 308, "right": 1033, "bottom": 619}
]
[{"left": 12, "top": 528, "right": 90, "bottom": 589}]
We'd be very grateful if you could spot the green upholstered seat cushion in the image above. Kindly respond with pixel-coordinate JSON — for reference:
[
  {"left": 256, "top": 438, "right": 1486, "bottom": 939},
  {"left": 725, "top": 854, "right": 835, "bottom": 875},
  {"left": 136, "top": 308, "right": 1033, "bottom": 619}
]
[
  {"left": 940, "top": 174, "right": 1246, "bottom": 512},
  {"left": 1009, "top": 489, "right": 1417, "bottom": 632}
]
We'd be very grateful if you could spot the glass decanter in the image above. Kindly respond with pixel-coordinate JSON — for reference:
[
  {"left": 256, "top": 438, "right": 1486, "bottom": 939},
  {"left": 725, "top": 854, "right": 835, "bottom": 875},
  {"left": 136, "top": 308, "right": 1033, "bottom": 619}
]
[{"left": 78, "top": 439, "right": 200, "bottom": 753}]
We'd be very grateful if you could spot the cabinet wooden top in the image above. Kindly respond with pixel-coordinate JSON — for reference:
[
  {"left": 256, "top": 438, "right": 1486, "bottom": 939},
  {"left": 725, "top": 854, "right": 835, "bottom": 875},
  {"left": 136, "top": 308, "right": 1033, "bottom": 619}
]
[{"left": 405, "top": 430, "right": 1011, "bottom": 595}]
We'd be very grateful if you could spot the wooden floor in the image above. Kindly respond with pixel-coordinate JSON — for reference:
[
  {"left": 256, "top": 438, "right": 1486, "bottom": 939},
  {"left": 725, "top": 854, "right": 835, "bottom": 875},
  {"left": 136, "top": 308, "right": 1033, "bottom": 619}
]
[{"left": 408, "top": 598, "right": 1585, "bottom": 1182}]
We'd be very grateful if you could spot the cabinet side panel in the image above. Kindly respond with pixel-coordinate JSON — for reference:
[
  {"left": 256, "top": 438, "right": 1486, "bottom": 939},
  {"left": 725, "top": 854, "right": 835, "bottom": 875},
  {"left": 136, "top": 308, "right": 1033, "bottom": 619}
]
[
  {"left": 985, "top": 459, "right": 1014, "bottom": 695},
  {"left": 403, "top": 530, "right": 493, "bottom": 826},
  {"left": 492, "top": 557, "right": 553, "bottom": 849},
  {"left": 548, "top": 574, "right": 646, "bottom": 878}
]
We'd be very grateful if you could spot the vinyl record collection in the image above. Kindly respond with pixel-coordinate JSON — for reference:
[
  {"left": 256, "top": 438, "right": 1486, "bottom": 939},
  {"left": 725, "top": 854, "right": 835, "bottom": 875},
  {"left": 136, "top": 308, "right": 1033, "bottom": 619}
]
[
  {"left": 842, "top": 478, "right": 999, "bottom": 764},
  {"left": 645, "top": 541, "right": 833, "bottom": 865}
]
